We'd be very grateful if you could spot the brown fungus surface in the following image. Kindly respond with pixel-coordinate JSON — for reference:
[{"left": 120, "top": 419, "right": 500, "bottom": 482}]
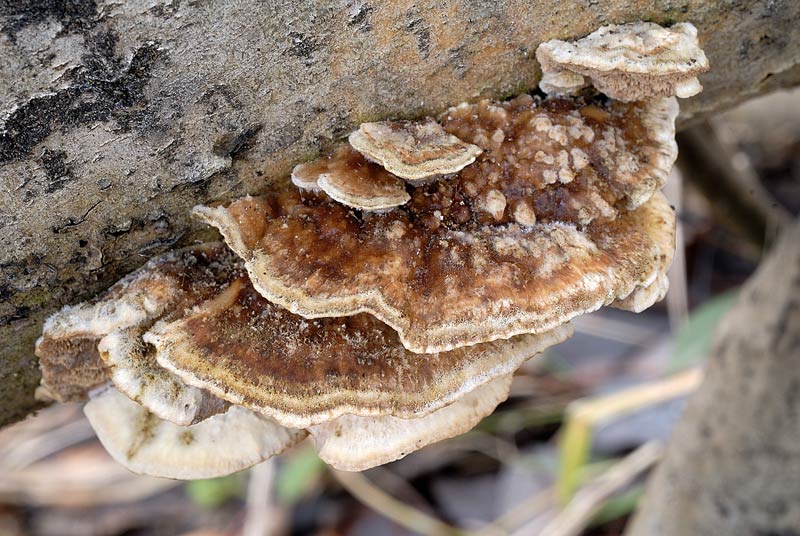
[
  {"left": 612, "top": 200, "right": 676, "bottom": 313},
  {"left": 536, "top": 22, "right": 710, "bottom": 102},
  {"left": 290, "top": 95, "right": 676, "bottom": 224},
  {"left": 292, "top": 146, "right": 410, "bottom": 211},
  {"left": 349, "top": 118, "right": 483, "bottom": 181},
  {"left": 34, "top": 337, "right": 108, "bottom": 403},
  {"left": 438, "top": 94, "right": 678, "bottom": 218},
  {"left": 146, "top": 277, "right": 572, "bottom": 428},
  {"left": 35, "top": 243, "right": 241, "bottom": 410},
  {"left": 194, "top": 189, "right": 675, "bottom": 354}
]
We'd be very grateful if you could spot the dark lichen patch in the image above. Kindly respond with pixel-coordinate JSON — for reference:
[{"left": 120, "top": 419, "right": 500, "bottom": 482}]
[
  {"left": 212, "top": 124, "right": 263, "bottom": 159},
  {"left": 405, "top": 11, "right": 431, "bottom": 59},
  {"left": 148, "top": 0, "right": 182, "bottom": 19},
  {"left": 286, "top": 31, "right": 321, "bottom": 64},
  {"left": 0, "top": 305, "right": 32, "bottom": 326},
  {"left": 347, "top": 2, "right": 374, "bottom": 32},
  {"left": 40, "top": 148, "right": 75, "bottom": 193},
  {"left": 0, "top": 0, "right": 99, "bottom": 43},
  {"left": 0, "top": 43, "right": 162, "bottom": 163},
  {"left": 0, "top": 320, "right": 44, "bottom": 427}
]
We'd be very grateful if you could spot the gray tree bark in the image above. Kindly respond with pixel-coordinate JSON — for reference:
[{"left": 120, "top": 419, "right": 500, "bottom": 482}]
[
  {"left": 627, "top": 219, "right": 800, "bottom": 535},
  {"left": 2, "top": 1, "right": 800, "bottom": 426}
]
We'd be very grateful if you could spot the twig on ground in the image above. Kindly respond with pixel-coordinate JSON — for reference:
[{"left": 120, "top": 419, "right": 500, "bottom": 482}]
[
  {"left": 333, "top": 469, "right": 470, "bottom": 536},
  {"left": 535, "top": 442, "right": 663, "bottom": 536}
]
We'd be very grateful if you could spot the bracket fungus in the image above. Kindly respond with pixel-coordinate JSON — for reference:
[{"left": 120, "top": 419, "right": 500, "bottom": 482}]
[
  {"left": 292, "top": 146, "right": 410, "bottom": 211},
  {"left": 348, "top": 118, "right": 483, "bottom": 182},
  {"left": 145, "top": 275, "right": 572, "bottom": 428},
  {"left": 37, "top": 244, "right": 569, "bottom": 476},
  {"left": 35, "top": 243, "right": 240, "bottom": 414},
  {"left": 536, "top": 22, "right": 710, "bottom": 102},
  {"left": 195, "top": 190, "right": 675, "bottom": 354},
  {"left": 309, "top": 374, "right": 513, "bottom": 471},
  {"left": 34, "top": 20, "right": 703, "bottom": 478},
  {"left": 97, "top": 328, "right": 230, "bottom": 426}
]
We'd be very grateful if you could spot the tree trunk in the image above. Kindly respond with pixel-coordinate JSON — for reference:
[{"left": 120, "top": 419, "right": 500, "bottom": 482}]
[
  {"left": 2, "top": 1, "right": 800, "bottom": 426},
  {"left": 627, "top": 219, "right": 800, "bottom": 535}
]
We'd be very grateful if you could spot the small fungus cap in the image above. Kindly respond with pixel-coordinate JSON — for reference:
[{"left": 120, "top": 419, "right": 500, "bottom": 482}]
[
  {"left": 291, "top": 146, "right": 410, "bottom": 211},
  {"left": 145, "top": 275, "right": 573, "bottom": 428},
  {"left": 84, "top": 387, "right": 305, "bottom": 480},
  {"left": 349, "top": 119, "right": 483, "bottom": 181},
  {"left": 536, "top": 22, "right": 710, "bottom": 101}
]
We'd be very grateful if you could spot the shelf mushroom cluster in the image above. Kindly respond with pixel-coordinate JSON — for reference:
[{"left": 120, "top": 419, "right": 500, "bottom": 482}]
[{"left": 35, "top": 21, "right": 707, "bottom": 479}]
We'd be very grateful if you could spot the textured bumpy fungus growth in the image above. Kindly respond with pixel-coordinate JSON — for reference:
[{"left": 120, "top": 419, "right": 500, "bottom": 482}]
[
  {"left": 84, "top": 387, "right": 305, "bottom": 480},
  {"left": 536, "top": 22, "right": 710, "bottom": 102},
  {"left": 35, "top": 244, "right": 240, "bottom": 424},
  {"left": 349, "top": 119, "right": 483, "bottom": 182},
  {"left": 195, "top": 190, "right": 675, "bottom": 353},
  {"left": 146, "top": 276, "right": 573, "bottom": 428},
  {"left": 293, "top": 96, "right": 677, "bottom": 224},
  {"left": 439, "top": 95, "right": 678, "bottom": 216},
  {"left": 309, "top": 374, "right": 513, "bottom": 471},
  {"left": 292, "top": 146, "right": 410, "bottom": 211}
]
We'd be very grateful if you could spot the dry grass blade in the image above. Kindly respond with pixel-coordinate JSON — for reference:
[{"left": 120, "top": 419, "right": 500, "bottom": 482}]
[
  {"left": 332, "top": 469, "right": 471, "bottom": 536},
  {"left": 571, "top": 315, "right": 658, "bottom": 346},
  {"left": 535, "top": 442, "right": 663, "bottom": 536},
  {"left": 0, "top": 443, "right": 178, "bottom": 507},
  {"left": 0, "top": 419, "right": 96, "bottom": 471},
  {"left": 556, "top": 368, "right": 702, "bottom": 502},
  {"left": 477, "top": 488, "right": 554, "bottom": 536}
]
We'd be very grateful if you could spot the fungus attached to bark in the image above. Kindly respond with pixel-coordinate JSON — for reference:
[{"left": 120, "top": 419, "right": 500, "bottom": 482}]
[
  {"left": 349, "top": 118, "right": 483, "bottom": 181},
  {"left": 289, "top": 95, "right": 677, "bottom": 224},
  {"left": 35, "top": 18, "right": 702, "bottom": 476},
  {"left": 84, "top": 387, "right": 305, "bottom": 480},
  {"left": 439, "top": 95, "right": 678, "bottom": 216},
  {"left": 194, "top": 190, "right": 675, "bottom": 354},
  {"left": 291, "top": 146, "right": 410, "bottom": 211},
  {"left": 35, "top": 243, "right": 240, "bottom": 423},
  {"left": 536, "top": 22, "right": 710, "bottom": 101},
  {"left": 146, "top": 276, "right": 572, "bottom": 428}
]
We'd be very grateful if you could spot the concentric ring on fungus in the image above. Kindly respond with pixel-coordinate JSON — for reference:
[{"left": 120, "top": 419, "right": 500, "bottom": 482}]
[
  {"left": 194, "top": 189, "right": 675, "bottom": 354},
  {"left": 145, "top": 275, "right": 572, "bottom": 428}
]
